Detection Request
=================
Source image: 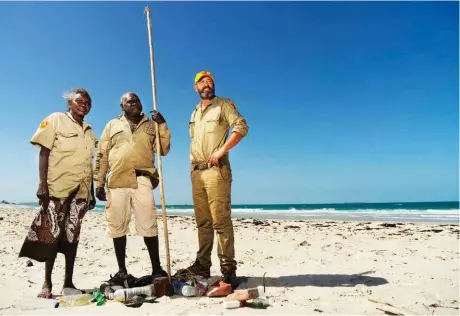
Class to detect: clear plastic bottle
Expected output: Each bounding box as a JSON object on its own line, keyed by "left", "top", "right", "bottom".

{"left": 253, "top": 285, "right": 269, "bottom": 308}
{"left": 172, "top": 280, "right": 197, "bottom": 297}
{"left": 58, "top": 294, "right": 92, "bottom": 307}
{"left": 222, "top": 300, "right": 244, "bottom": 309}
{"left": 251, "top": 298, "right": 269, "bottom": 308}
{"left": 108, "top": 285, "right": 155, "bottom": 302}
{"left": 181, "top": 284, "right": 196, "bottom": 297}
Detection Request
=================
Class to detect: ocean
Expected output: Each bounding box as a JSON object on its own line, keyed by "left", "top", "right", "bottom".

{"left": 11, "top": 201, "right": 460, "bottom": 223}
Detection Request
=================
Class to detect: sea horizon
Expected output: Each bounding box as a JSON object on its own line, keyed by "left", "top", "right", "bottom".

{"left": 4, "top": 200, "right": 459, "bottom": 224}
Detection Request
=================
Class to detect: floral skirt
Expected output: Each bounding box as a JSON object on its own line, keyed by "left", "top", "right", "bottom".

{"left": 18, "top": 190, "right": 89, "bottom": 262}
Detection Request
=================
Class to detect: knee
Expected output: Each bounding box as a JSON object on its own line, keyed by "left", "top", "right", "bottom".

{"left": 196, "top": 218, "right": 213, "bottom": 229}
{"left": 212, "top": 217, "right": 232, "bottom": 233}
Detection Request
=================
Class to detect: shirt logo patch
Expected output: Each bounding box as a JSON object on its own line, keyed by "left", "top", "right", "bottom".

{"left": 39, "top": 120, "right": 49, "bottom": 129}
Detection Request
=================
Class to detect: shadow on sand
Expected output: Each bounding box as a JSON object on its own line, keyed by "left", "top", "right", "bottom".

{"left": 237, "top": 272, "right": 388, "bottom": 288}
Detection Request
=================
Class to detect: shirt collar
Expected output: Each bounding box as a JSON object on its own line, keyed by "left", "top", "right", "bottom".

{"left": 197, "top": 96, "right": 219, "bottom": 111}
{"left": 65, "top": 112, "right": 91, "bottom": 130}
{"left": 120, "top": 113, "right": 148, "bottom": 124}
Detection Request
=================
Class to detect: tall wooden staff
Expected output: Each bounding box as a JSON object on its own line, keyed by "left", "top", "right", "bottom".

{"left": 144, "top": 6, "right": 171, "bottom": 281}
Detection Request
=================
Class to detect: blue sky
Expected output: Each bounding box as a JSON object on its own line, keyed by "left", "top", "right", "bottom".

{"left": 0, "top": 1, "right": 458, "bottom": 204}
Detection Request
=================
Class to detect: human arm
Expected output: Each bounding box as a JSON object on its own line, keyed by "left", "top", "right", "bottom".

{"left": 37, "top": 147, "right": 51, "bottom": 208}
{"left": 89, "top": 179, "right": 96, "bottom": 209}
{"left": 151, "top": 110, "right": 171, "bottom": 156}
{"left": 208, "top": 133, "right": 242, "bottom": 167}
{"left": 208, "top": 100, "right": 248, "bottom": 166}
{"left": 30, "top": 114, "right": 58, "bottom": 207}
{"left": 94, "top": 124, "right": 111, "bottom": 201}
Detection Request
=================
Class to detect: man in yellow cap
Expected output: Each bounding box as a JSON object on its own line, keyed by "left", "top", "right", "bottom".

{"left": 175, "top": 71, "right": 249, "bottom": 287}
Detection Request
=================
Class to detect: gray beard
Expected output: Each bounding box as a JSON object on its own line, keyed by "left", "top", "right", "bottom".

{"left": 200, "top": 91, "right": 215, "bottom": 100}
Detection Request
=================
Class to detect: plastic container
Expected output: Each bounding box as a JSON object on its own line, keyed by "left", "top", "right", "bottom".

{"left": 250, "top": 298, "right": 269, "bottom": 308}
{"left": 172, "top": 280, "right": 197, "bottom": 297}
{"left": 222, "top": 300, "right": 244, "bottom": 309}
{"left": 195, "top": 280, "right": 208, "bottom": 296}
{"left": 91, "top": 290, "right": 105, "bottom": 306}
{"left": 108, "top": 285, "right": 155, "bottom": 302}
{"left": 57, "top": 293, "right": 92, "bottom": 307}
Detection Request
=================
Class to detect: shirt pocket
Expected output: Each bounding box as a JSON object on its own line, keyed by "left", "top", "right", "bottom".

{"left": 204, "top": 108, "right": 222, "bottom": 133}
{"left": 56, "top": 131, "right": 79, "bottom": 153}
{"left": 109, "top": 127, "right": 125, "bottom": 148}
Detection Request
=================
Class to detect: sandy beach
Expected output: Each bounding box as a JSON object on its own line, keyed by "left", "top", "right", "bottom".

{"left": 0, "top": 206, "right": 458, "bottom": 315}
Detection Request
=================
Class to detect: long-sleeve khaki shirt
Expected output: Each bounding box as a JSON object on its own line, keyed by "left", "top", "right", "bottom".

{"left": 189, "top": 96, "right": 248, "bottom": 165}
{"left": 94, "top": 114, "right": 171, "bottom": 189}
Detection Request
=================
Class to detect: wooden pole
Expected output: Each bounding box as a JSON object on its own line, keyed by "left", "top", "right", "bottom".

{"left": 144, "top": 6, "right": 171, "bottom": 282}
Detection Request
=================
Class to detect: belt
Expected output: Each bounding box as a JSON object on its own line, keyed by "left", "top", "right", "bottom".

{"left": 135, "top": 170, "right": 150, "bottom": 177}
{"left": 192, "top": 162, "right": 222, "bottom": 171}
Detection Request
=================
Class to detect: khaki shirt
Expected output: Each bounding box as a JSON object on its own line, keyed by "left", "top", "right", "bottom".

{"left": 30, "top": 112, "right": 97, "bottom": 200}
{"left": 94, "top": 114, "right": 171, "bottom": 189}
{"left": 189, "top": 96, "right": 248, "bottom": 165}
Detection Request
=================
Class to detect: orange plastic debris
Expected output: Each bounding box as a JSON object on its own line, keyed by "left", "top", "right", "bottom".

{"left": 206, "top": 280, "right": 232, "bottom": 297}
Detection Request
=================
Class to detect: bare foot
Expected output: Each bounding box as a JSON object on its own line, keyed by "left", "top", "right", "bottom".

{"left": 37, "top": 286, "right": 53, "bottom": 299}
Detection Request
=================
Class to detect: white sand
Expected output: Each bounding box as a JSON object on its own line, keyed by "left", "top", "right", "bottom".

{"left": 0, "top": 207, "right": 458, "bottom": 315}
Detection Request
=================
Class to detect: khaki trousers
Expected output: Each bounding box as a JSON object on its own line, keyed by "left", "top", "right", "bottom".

{"left": 191, "top": 164, "right": 236, "bottom": 269}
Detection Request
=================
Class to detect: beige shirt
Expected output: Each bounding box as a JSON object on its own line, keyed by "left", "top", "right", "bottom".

{"left": 30, "top": 112, "right": 97, "bottom": 199}
{"left": 189, "top": 96, "right": 248, "bottom": 165}
{"left": 94, "top": 114, "right": 171, "bottom": 189}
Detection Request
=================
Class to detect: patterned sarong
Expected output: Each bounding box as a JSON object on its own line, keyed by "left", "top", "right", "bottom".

{"left": 19, "top": 189, "right": 89, "bottom": 262}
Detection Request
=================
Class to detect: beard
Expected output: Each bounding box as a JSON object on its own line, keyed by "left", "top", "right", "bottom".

{"left": 198, "top": 86, "right": 215, "bottom": 100}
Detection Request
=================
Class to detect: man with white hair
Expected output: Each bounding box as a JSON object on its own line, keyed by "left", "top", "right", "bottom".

{"left": 94, "top": 92, "right": 171, "bottom": 285}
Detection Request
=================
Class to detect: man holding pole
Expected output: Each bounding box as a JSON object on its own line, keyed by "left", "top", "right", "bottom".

{"left": 94, "top": 92, "right": 171, "bottom": 284}
{"left": 176, "top": 71, "right": 248, "bottom": 287}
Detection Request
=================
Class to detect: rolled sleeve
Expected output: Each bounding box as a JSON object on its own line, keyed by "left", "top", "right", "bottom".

{"left": 222, "top": 100, "right": 249, "bottom": 137}
{"left": 30, "top": 113, "right": 58, "bottom": 150}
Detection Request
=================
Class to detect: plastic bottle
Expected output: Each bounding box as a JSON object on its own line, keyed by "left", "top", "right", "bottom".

{"left": 222, "top": 300, "right": 244, "bottom": 309}
{"left": 251, "top": 298, "right": 269, "bottom": 308}
{"left": 91, "top": 290, "right": 105, "bottom": 306}
{"left": 172, "top": 280, "right": 197, "bottom": 297}
{"left": 57, "top": 293, "right": 92, "bottom": 307}
{"left": 253, "top": 285, "right": 269, "bottom": 308}
{"left": 108, "top": 285, "right": 155, "bottom": 302}
{"left": 195, "top": 280, "right": 208, "bottom": 297}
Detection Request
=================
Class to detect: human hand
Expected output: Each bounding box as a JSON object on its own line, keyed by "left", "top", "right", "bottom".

{"left": 36, "top": 182, "right": 49, "bottom": 208}
{"left": 89, "top": 198, "right": 96, "bottom": 210}
{"left": 207, "top": 148, "right": 226, "bottom": 168}
{"left": 150, "top": 110, "right": 166, "bottom": 124}
{"left": 95, "top": 187, "right": 107, "bottom": 201}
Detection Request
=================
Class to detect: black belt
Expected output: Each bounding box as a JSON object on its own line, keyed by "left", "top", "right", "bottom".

{"left": 192, "top": 162, "right": 222, "bottom": 171}
{"left": 135, "top": 170, "right": 150, "bottom": 177}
